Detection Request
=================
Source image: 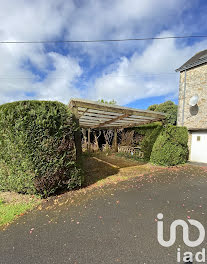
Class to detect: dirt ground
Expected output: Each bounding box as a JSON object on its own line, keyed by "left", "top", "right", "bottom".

{"left": 82, "top": 153, "right": 158, "bottom": 187}
{"left": 0, "top": 191, "right": 39, "bottom": 204}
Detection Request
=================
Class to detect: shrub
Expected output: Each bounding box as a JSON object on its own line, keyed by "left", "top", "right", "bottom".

{"left": 129, "top": 123, "right": 163, "bottom": 161}
{"left": 0, "top": 100, "right": 82, "bottom": 196}
{"left": 139, "top": 124, "right": 163, "bottom": 161}
{"left": 150, "top": 125, "right": 189, "bottom": 166}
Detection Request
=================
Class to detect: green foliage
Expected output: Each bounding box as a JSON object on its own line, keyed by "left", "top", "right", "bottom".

{"left": 140, "top": 125, "right": 163, "bottom": 161}
{"left": 116, "top": 151, "right": 144, "bottom": 162}
{"left": 0, "top": 201, "right": 35, "bottom": 226}
{"left": 0, "top": 100, "right": 82, "bottom": 196}
{"left": 148, "top": 101, "right": 178, "bottom": 125}
{"left": 98, "top": 99, "right": 117, "bottom": 105}
{"left": 150, "top": 125, "right": 189, "bottom": 166}
{"left": 147, "top": 104, "right": 158, "bottom": 111}
{"left": 131, "top": 123, "right": 163, "bottom": 161}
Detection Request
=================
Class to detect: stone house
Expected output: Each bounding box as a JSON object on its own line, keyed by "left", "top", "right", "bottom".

{"left": 176, "top": 49, "right": 207, "bottom": 163}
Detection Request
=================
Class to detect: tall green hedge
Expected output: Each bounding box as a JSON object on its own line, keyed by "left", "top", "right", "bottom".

{"left": 130, "top": 123, "right": 163, "bottom": 161}
{"left": 0, "top": 100, "right": 82, "bottom": 196}
{"left": 150, "top": 125, "right": 189, "bottom": 166}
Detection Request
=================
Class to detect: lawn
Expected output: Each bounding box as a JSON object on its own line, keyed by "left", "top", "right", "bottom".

{"left": 0, "top": 192, "right": 40, "bottom": 227}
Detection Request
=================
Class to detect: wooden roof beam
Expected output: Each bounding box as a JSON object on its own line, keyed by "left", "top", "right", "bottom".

{"left": 97, "top": 117, "right": 162, "bottom": 129}
{"left": 70, "top": 98, "right": 166, "bottom": 119}
{"left": 79, "top": 108, "right": 89, "bottom": 118}
{"left": 92, "top": 114, "right": 129, "bottom": 129}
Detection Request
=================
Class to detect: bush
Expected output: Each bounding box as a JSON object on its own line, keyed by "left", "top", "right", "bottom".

{"left": 139, "top": 124, "right": 163, "bottom": 161}
{"left": 150, "top": 125, "right": 189, "bottom": 166}
{"left": 0, "top": 100, "right": 82, "bottom": 196}
{"left": 129, "top": 123, "right": 163, "bottom": 161}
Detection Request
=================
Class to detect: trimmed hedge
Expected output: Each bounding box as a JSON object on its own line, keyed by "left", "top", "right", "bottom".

{"left": 130, "top": 123, "right": 163, "bottom": 161}
{"left": 0, "top": 100, "right": 82, "bottom": 196}
{"left": 150, "top": 125, "right": 189, "bottom": 166}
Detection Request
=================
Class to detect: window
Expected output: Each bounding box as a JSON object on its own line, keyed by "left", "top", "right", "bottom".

{"left": 197, "top": 136, "right": 201, "bottom": 141}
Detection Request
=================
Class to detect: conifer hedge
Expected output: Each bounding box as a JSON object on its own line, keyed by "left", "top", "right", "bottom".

{"left": 0, "top": 100, "right": 82, "bottom": 196}
{"left": 150, "top": 125, "right": 189, "bottom": 166}
{"left": 128, "top": 123, "right": 163, "bottom": 161}
{"left": 134, "top": 123, "right": 163, "bottom": 161}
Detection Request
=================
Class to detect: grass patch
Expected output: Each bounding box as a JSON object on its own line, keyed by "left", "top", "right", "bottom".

{"left": 0, "top": 192, "right": 40, "bottom": 227}
{"left": 116, "top": 152, "right": 144, "bottom": 161}
{"left": 0, "top": 202, "right": 34, "bottom": 226}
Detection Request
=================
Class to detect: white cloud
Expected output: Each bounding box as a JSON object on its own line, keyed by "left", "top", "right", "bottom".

{"left": 0, "top": 0, "right": 73, "bottom": 41}
{"left": 91, "top": 32, "right": 207, "bottom": 105}
{"left": 65, "top": 0, "right": 188, "bottom": 63}
{"left": 0, "top": 49, "right": 83, "bottom": 104}
{"left": 0, "top": 0, "right": 206, "bottom": 106}
{"left": 35, "top": 52, "right": 83, "bottom": 103}
{"left": 67, "top": 0, "right": 185, "bottom": 39}
{"left": 0, "top": 0, "right": 81, "bottom": 104}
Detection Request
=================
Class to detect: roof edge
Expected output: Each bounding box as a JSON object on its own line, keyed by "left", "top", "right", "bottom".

{"left": 175, "top": 53, "right": 207, "bottom": 72}
{"left": 69, "top": 98, "right": 166, "bottom": 117}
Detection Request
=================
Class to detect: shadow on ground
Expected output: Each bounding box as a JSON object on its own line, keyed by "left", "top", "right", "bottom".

{"left": 82, "top": 153, "right": 147, "bottom": 186}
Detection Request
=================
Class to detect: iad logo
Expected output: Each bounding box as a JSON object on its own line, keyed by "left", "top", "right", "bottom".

{"left": 157, "top": 213, "right": 206, "bottom": 263}
{"left": 157, "top": 213, "right": 205, "bottom": 247}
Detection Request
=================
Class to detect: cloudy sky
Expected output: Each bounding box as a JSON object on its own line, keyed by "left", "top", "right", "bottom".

{"left": 0, "top": 0, "right": 207, "bottom": 109}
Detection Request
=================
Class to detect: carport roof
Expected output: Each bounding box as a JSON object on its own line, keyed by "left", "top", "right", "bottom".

{"left": 69, "top": 98, "right": 166, "bottom": 129}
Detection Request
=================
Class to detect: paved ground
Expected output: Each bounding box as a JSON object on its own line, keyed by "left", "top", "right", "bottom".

{"left": 1, "top": 157, "right": 207, "bottom": 264}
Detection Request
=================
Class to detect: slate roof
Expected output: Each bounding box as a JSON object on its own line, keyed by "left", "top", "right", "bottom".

{"left": 176, "top": 49, "right": 207, "bottom": 72}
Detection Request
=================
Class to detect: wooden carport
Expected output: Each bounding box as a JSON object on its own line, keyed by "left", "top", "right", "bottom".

{"left": 69, "top": 98, "right": 166, "bottom": 156}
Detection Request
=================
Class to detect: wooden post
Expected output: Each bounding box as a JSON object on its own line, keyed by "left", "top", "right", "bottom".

{"left": 114, "top": 129, "right": 118, "bottom": 152}
{"left": 70, "top": 103, "right": 82, "bottom": 163}
{"left": 88, "top": 128, "right": 91, "bottom": 152}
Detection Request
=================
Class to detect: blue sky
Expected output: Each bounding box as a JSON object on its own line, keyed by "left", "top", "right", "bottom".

{"left": 1, "top": 0, "right": 207, "bottom": 109}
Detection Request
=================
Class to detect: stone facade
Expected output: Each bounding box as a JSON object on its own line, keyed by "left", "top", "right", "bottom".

{"left": 177, "top": 63, "right": 207, "bottom": 129}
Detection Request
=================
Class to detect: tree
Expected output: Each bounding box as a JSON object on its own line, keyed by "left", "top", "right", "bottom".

{"left": 148, "top": 104, "right": 158, "bottom": 111}
{"left": 98, "top": 99, "right": 117, "bottom": 105}
{"left": 147, "top": 101, "right": 178, "bottom": 125}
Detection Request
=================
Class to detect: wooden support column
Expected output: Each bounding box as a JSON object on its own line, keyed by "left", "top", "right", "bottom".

{"left": 114, "top": 128, "right": 118, "bottom": 152}
{"left": 88, "top": 128, "right": 91, "bottom": 152}
{"left": 70, "top": 104, "right": 82, "bottom": 163}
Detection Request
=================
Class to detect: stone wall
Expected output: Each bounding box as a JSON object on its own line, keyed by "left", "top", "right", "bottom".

{"left": 178, "top": 64, "right": 207, "bottom": 129}
{"left": 177, "top": 63, "right": 207, "bottom": 129}
{"left": 177, "top": 63, "right": 207, "bottom": 160}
